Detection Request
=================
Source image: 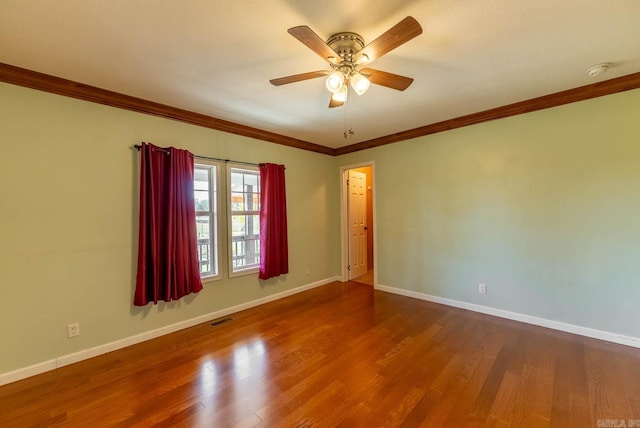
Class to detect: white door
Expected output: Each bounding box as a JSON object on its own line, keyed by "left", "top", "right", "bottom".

{"left": 348, "top": 170, "right": 367, "bottom": 279}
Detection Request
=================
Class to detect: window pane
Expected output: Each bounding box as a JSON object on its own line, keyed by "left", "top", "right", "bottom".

{"left": 230, "top": 214, "right": 260, "bottom": 239}
{"left": 229, "top": 167, "right": 260, "bottom": 273}
{"left": 231, "top": 214, "right": 246, "bottom": 237}
{"left": 195, "top": 191, "right": 209, "bottom": 211}
{"left": 231, "top": 172, "right": 244, "bottom": 192}
{"left": 210, "top": 171, "right": 217, "bottom": 213}
{"left": 197, "top": 238, "right": 211, "bottom": 274}
{"left": 232, "top": 239, "right": 245, "bottom": 268}
{"left": 245, "top": 214, "right": 256, "bottom": 238}
{"left": 194, "top": 168, "right": 210, "bottom": 211}
{"left": 244, "top": 174, "right": 258, "bottom": 191}
{"left": 194, "top": 168, "right": 209, "bottom": 187}
{"left": 249, "top": 214, "right": 259, "bottom": 237}
{"left": 231, "top": 192, "right": 244, "bottom": 211}
{"left": 196, "top": 215, "right": 210, "bottom": 239}
{"left": 231, "top": 237, "right": 260, "bottom": 269}
{"left": 196, "top": 215, "right": 211, "bottom": 275}
{"left": 244, "top": 192, "right": 259, "bottom": 211}
{"left": 244, "top": 238, "right": 260, "bottom": 266}
{"left": 194, "top": 164, "right": 218, "bottom": 279}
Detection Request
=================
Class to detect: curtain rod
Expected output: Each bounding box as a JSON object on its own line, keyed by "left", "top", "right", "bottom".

{"left": 133, "top": 144, "right": 259, "bottom": 167}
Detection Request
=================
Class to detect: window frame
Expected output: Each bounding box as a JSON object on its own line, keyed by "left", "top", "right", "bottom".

{"left": 194, "top": 160, "right": 222, "bottom": 282}
{"left": 227, "top": 164, "right": 261, "bottom": 277}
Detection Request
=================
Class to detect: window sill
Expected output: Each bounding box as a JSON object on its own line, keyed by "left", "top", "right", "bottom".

{"left": 229, "top": 267, "right": 259, "bottom": 278}
{"left": 201, "top": 274, "right": 222, "bottom": 284}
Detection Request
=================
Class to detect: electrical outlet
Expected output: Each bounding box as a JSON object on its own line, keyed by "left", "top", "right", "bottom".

{"left": 478, "top": 283, "right": 487, "bottom": 294}
{"left": 67, "top": 323, "right": 80, "bottom": 338}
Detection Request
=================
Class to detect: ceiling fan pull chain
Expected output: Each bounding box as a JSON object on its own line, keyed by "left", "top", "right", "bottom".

{"left": 344, "top": 94, "right": 354, "bottom": 139}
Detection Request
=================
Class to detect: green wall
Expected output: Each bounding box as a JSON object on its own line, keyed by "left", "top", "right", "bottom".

{"left": 339, "top": 88, "right": 640, "bottom": 339}
{"left": 0, "top": 83, "right": 341, "bottom": 374}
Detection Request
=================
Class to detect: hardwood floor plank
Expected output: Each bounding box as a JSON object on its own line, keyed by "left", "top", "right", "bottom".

{"left": 377, "top": 386, "right": 426, "bottom": 427}
{"left": 585, "top": 341, "right": 633, "bottom": 424}
{"left": 0, "top": 281, "right": 639, "bottom": 427}
{"left": 442, "top": 354, "right": 504, "bottom": 427}
{"left": 551, "top": 336, "right": 575, "bottom": 426}
{"left": 629, "top": 398, "right": 640, "bottom": 420}
{"left": 469, "top": 344, "right": 514, "bottom": 420}
{"left": 334, "top": 402, "right": 373, "bottom": 428}
{"left": 524, "top": 334, "right": 556, "bottom": 424}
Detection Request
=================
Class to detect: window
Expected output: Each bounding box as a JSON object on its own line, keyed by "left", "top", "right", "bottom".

{"left": 228, "top": 165, "right": 260, "bottom": 275}
{"left": 194, "top": 162, "right": 220, "bottom": 280}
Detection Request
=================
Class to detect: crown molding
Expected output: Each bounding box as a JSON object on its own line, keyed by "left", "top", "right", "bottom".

{"left": 335, "top": 71, "right": 640, "bottom": 155}
{"left": 0, "top": 62, "right": 334, "bottom": 156}
{"left": 2, "top": 62, "right": 639, "bottom": 157}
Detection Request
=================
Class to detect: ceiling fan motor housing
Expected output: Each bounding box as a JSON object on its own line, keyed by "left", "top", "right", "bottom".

{"left": 326, "top": 32, "right": 365, "bottom": 65}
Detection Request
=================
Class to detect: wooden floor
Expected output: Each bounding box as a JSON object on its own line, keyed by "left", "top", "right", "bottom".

{"left": 352, "top": 269, "right": 374, "bottom": 286}
{"left": 1, "top": 282, "right": 639, "bottom": 427}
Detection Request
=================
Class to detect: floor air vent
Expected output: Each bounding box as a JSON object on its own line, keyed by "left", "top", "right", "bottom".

{"left": 210, "top": 317, "right": 233, "bottom": 327}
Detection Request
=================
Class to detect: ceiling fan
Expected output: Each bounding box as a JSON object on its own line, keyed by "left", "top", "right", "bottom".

{"left": 270, "top": 16, "right": 423, "bottom": 108}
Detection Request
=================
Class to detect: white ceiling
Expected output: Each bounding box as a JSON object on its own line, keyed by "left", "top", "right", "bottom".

{"left": 1, "top": 1, "right": 639, "bottom": 149}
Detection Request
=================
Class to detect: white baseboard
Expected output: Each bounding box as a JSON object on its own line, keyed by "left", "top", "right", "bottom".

{"left": 375, "top": 284, "right": 640, "bottom": 349}
{"left": 0, "top": 360, "right": 58, "bottom": 386}
{"left": 0, "top": 276, "right": 340, "bottom": 387}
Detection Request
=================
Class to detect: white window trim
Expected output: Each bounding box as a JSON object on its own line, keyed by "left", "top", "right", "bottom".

{"left": 195, "top": 159, "right": 222, "bottom": 283}
{"left": 227, "top": 163, "right": 260, "bottom": 278}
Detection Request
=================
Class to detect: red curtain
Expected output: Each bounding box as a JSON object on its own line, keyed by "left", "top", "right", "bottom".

{"left": 259, "top": 163, "right": 289, "bottom": 280}
{"left": 134, "top": 142, "right": 203, "bottom": 306}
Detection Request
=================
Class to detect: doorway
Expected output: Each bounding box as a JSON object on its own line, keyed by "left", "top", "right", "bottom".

{"left": 340, "top": 163, "right": 375, "bottom": 286}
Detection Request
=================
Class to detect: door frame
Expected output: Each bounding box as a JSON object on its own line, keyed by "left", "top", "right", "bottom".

{"left": 340, "top": 161, "right": 376, "bottom": 284}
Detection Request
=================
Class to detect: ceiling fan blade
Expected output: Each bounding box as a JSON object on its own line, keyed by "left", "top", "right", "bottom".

{"left": 355, "top": 16, "right": 422, "bottom": 64}
{"left": 288, "top": 26, "right": 341, "bottom": 63}
{"left": 360, "top": 68, "right": 414, "bottom": 91}
{"left": 270, "top": 70, "right": 328, "bottom": 86}
{"left": 329, "top": 95, "right": 344, "bottom": 108}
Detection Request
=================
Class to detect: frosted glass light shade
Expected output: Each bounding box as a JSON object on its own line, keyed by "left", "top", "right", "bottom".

{"left": 326, "top": 71, "right": 345, "bottom": 93}
{"left": 350, "top": 72, "right": 370, "bottom": 96}
{"left": 332, "top": 85, "right": 348, "bottom": 102}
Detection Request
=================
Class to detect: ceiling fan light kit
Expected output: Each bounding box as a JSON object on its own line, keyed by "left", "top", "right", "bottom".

{"left": 332, "top": 85, "right": 348, "bottom": 103}
{"left": 326, "top": 70, "right": 345, "bottom": 92}
{"left": 350, "top": 72, "right": 370, "bottom": 96}
{"left": 270, "top": 16, "right": 423, "bottom": 108}
{"left": 324, "top": 31, "right": 370, "bottom": 97}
